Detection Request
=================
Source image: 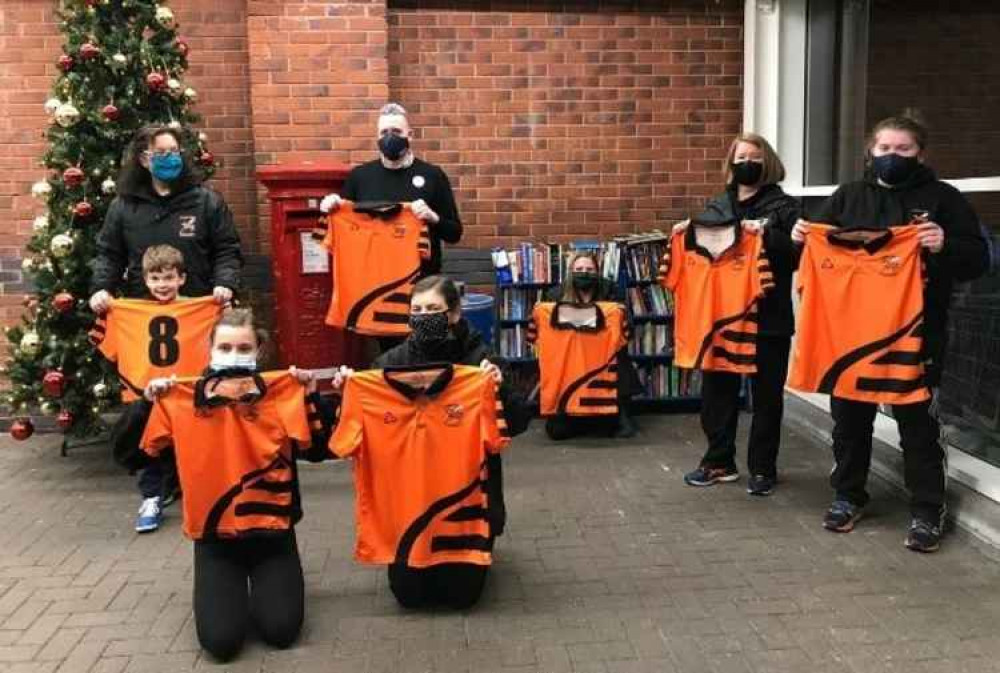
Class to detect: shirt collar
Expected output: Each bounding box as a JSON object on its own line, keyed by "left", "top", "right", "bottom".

{"left": 381, "top": 363, "right": 455, "bottom": 400}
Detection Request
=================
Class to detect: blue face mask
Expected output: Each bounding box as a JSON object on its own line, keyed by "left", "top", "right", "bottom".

{"left": 150, "top": 152, "right": 183, "bottom": 182}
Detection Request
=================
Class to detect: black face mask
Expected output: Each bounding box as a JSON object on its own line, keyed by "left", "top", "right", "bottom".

{"left": 378, "top": 134, "right": 410, "bottom": 161}
{"left": 572, "top": 272, "right": 598, "bottom": 291}
{"left": 872, "top": 153, "right": 920, "bottom": 185}
{"left": 408, "top": 311, "right": 450, "bottom": 345}
{"left": 731, "top": 161, "right": 763, "bottom": 186}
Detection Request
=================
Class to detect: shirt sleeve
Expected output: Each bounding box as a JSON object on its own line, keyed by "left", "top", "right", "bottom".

{"left": 92, "top": 306, "right": 119, "bottom": 363}
{"left": 663, "top": 232, "right": 685, "bottom": 292}
{"left": 321, "top": 212, "right": 336, "bottom": 253}
{"left": 139, "top": 398, "right": 173, "bottom": 458}
{"left": 795, "top": 231, "right": 814, "bottom": 295}
{"left": 329, "top": 379, "right": 364, "bottom": 459}
{"left": 278, "top": 377, "right": 311, "bottom": 445}
{"left": 754, "top": 233, "right": 774, "bottom": 297}
{"left": 481, "top": 377, "right": 510, "bottom": 455}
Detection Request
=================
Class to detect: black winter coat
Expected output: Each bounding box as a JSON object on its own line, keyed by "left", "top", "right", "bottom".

{"left": 810, "top": 165, "right": 989, "bottom": 384}
{"left": 92, "top": 184, "right": 243, "bottom": 298}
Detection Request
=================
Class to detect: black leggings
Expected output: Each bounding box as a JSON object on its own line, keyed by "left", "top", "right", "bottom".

{"left": 388, "top": 563, "right": 489, "bottom": 610}
{"left": 193, "top": 531, "right": 304, "bottom": 661}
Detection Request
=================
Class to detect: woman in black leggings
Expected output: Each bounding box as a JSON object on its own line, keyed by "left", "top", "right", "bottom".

{"left": 135, "top": 308, "right": 338, "bottom": 660}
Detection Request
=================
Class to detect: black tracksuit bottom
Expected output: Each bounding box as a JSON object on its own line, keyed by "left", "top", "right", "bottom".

{"left": 829, "top": 395, "right": 945, "bottom": 521}
{"left": 194, "top": 531, "right": 304, "bottom": 661}
{"left": 698, "top": 335, "right": 791, "bottom": 478}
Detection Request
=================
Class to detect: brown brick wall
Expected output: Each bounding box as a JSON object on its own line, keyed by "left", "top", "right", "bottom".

{"left": 387, "top": 0, "right": 744, "bottom": 248}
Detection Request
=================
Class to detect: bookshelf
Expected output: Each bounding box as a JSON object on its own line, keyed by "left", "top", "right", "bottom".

{"left": 490, "top": 235, "right": 702, "bottom": 410}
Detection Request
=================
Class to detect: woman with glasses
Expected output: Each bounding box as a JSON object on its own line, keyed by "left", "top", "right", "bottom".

{"left": 89, "top": 124, "right": 243, "bottom": 535}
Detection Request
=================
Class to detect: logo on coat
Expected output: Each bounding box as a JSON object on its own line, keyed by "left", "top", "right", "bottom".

{"left": 178, "top": 215, "right": 197, "bottom": 238}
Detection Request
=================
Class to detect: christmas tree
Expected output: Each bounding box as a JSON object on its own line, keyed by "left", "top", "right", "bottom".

{"left": 4, "top": 0, "right": 215, "bottom": 442}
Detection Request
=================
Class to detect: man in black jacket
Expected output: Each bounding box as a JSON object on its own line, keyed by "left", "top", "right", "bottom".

{"left": 794, "top": 114, "right": 989, "bottom": 552}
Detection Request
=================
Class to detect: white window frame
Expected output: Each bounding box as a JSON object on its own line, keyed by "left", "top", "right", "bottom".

{"left": 743, "top": 0, "right": 1000, "bottom": 197}
{"left": 745, "top": 0, "right": 1000, "bottom": 505}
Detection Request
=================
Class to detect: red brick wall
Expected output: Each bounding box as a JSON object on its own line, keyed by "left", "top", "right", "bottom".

{"left": 387, "top": 0, "right": 744, "bottom": 248}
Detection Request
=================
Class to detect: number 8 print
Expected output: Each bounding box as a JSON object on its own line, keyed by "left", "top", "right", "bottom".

{"left": 148, "top": 316, "right": 180, "bottom": 367}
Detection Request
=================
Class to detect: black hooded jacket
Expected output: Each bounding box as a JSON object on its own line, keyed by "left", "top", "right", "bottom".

{"left": 700, "top": 184, "right": 801, "bottom": 337}
{"left": 91, "top": 182, "right": 243, "bottom": 298}
{"left": 810, "top": 165, "right": 989, "bottom": 384}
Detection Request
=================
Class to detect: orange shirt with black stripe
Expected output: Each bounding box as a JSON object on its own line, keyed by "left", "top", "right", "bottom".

{"left": 330, "top": 365, "right": 509, "bottom": 568}
{"left": 320, "top": 201, "right": 430, "bottom": 337}
{"left": 788, "top": 223, "right": 929, "bottom": 404}
{"left": 528, "top": 301, "right": 628, "bottom": 416}
{"left": 90, "top": 297, "right": 220, "bottom": 401}
{"left": 661, "top": 225, "right": 773, "bottom": 373}
{"left": 140, "top": 371, "right": 331, "bottom": 540}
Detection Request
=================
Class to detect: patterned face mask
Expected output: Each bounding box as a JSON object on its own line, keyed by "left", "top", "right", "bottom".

{"left": 408, "top": 311, "right": 450, "bottom": 344}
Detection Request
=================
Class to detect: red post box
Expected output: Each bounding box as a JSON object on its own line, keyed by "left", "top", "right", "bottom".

{"left": 256, "top": 162, "right": 366, "bottom": 378}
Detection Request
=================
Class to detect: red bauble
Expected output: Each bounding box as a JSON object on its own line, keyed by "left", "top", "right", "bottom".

{"left": 62, "top": 166, "right": 85, "bottom": 188}
{"left": 52, "top": 292, "right": 75, "bottom": 313}
{"left": 57, "top": 54, "right": 74, "bottom": 72}
{"left": 79, "top": 42, "right": 100, "bottom": 61}
{"left": 57, "top": 410, "right": 74, "bottom": 432}
{"left": 102, "top": 104, "right": 120, "bottom": 121}
{"left": 73, "top": 201, "right": 94, "bottom": 219}
{"left": 10, "top": 418, "right": 34, "bottom": 441}
{"left": 176, "top": 39, "right": 189, "bottom": 57}
{"left": 198, "top": 151, "right": 215, "bottom": 167}
{"left": 43, "top": 370, "right": 67, "bottom": 398}
{"left": 146, "top": 72, "right": 167, "bottom": 92}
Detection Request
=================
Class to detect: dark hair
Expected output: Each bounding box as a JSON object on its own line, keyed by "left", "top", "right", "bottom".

{"left": 559, "top": 251, "right": 600, "bottom": 302}
{"left": 411, "top": 275, "right": 460, "bottom": 311}
{"left": 115, "top": 125, "right": 202, "bottom": 198}
{"left": 868, "top": 109, "right": 929, "bottom": 152}
{"left": 210, "top": 307, "right": 268, "bottom": 353}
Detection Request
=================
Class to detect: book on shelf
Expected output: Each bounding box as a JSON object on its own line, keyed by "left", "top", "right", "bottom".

{"left": 492, "top": 243, "right": 564, "bottom": 285}
{"left": 628, "top": 322, "right": 672, "bottom": 357}
{"left": 497, "top": 286, "right": 548, "bottom": 321}
{"left": 497, "top": 323, "right": 536, "bottom": 359}
{"left": 634, "top": 363, "right": 702, "bottom": 399}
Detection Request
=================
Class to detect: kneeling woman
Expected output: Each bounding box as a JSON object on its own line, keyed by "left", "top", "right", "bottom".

{"left": 537, "top": 251, "right": 638, "bottom": 440}
{"left": 343, "top": 275, "right": 529, "bottom": 609}
{"left": 137, "top": 308, "right": 337, "bottom": 660}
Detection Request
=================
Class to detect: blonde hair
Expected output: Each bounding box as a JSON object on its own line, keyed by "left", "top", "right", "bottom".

{"left": 141, "top": 244, "right": 185, "bottom": 276}
{"left": 559, "top": 251, "right": 600, "bottom": 302}
{"left": 722, "top": 133, "right": 786, "bottom": 186}
{"left": 210, "top": 307, "right": 268, "bottom": 351}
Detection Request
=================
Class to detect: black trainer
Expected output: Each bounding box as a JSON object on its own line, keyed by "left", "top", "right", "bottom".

{"left": 747, "top": 474, "right": 775, "bottom": 496}
{"left": 905, "top": 518, "right": 942, "bottom": 553}
{"left": 822, "top": 500, "right": 863, "bottom": 533}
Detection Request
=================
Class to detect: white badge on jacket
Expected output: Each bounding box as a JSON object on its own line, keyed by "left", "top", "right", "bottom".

{"left": 178, "top": 215, "right": 197, "bottom": 237}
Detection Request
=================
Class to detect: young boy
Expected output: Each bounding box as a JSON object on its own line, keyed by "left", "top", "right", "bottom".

{"left": 93, "top": 245, "right": 222, "bottom": 533}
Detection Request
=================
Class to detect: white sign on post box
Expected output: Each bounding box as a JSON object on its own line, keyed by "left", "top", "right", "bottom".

{"left": 300, "top": 231, "right": 329, "bottom": 274}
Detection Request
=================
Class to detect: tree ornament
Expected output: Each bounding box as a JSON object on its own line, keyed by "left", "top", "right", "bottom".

{"left": 62, "top": 166, "right": 85, "bottom": 188}
{"left": 146, "top": 72, "right": 167, "bottom": 92}
{"left": 43, "top": 370, "right": 67, "bottom": 398}
{"left": 79, "top": 42, "right": 101, "bottom": 61}
{"left": 198, "top": 151, "right": 215, "bottom": 167}
{"left": 183, "top": 87, "right": 197, "bottom": 102}
{"left": 31, "top": 180, "right": 52, "bottom": 201}
{"left": 167, "top": 78, "right": 182, "bottom": 96}
{"left": 50, "top": 233, "right": 75, "bottom": 258}
{"left": 175, "top": 39, "right": 189, "bottom": 57}
{"left": 10, "top": 418, "right": 34, "bottom": 441}
{"left": 44, "top": 98, "right": 62, "bottom": 115}
{"left": 167, "top": 120, "right": 181, "bottom": 129}
{"left": 52, "top": 292, "right": 75, "bottom": 313}
{"left": 32, "top": 215, "right": 49, "bottom": 233}
{"left": 57, "top": 410, "right": 74, "bottom": 431}
{"left": 93, "top": 382, "right": 110, "bottom": 398}
{"left": 57, "top": 54, "right": 75, "bottom": 72}
{"left": 198, "top": 131, "right": 208, "bottom": 143}
{"left": 21, "top": 257, "right": 35, "bottom": 272}
{"left": 72, "top": 201, "right": 94, "bottom": 219}
{"left": 19, "top": 331, "right": 41, "bottom": 356}
{"left": 54, "top": 103, "right": 81, "bottom": 128}
{"left": 101, "top": 177, "right": 116, "bottom": 194}
{"left": 155, "top": 6, "right": 176, "bottom": 28}
{"left": 40, "top": 401, "right": 60, "bottom": 416}
{"left": 102, "top": 103, "right": 120, "bottom": 121}
{"left": 112, "top": 52, "right": 127, "bottom": 66}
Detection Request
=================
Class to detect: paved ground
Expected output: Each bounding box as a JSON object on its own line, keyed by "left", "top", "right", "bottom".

{"left": 1, "top": 412, "right": 999, "bottom": 673}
